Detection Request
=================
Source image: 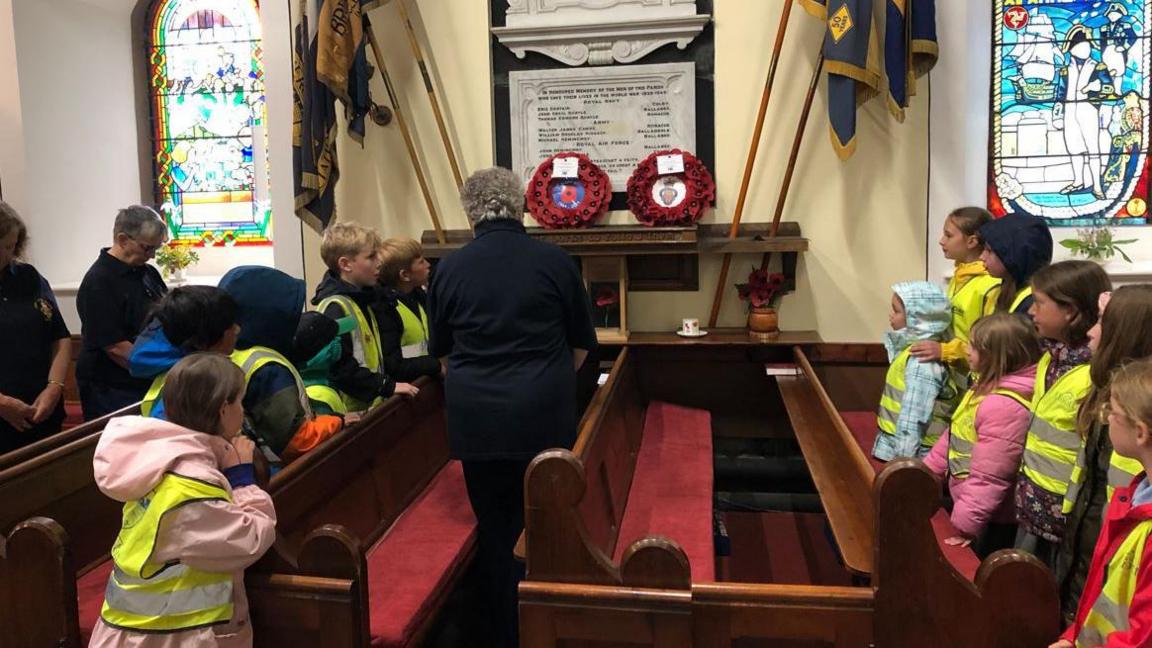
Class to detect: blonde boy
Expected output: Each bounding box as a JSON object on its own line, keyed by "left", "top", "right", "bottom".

{"left": 311, "top": 223, "right": 417, "bottom": 410}
{"left": 373, "top": 238, "right": 440, "bottom": 381}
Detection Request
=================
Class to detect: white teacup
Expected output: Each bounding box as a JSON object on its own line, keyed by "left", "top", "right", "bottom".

{"left": 681, "top": 318, "right": 700, "bottom": 335}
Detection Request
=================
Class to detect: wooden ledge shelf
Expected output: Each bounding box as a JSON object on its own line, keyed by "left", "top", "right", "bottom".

{"left": 421, "top": 222, "right": 808, "bottom": 258}
{"left": 620, "top": 329, "right": 821, "bottom": 346}
{"left": 421, "top": 221, "right": 808, "bottom": 293}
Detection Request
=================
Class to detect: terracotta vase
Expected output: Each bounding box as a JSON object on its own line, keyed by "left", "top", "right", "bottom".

{"left": 747, "top": 306, "right": 779, "bottom": 337}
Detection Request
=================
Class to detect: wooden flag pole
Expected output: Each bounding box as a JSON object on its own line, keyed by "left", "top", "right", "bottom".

{"left": 759, "top": 50, "right": 825, "bottom": 270}
{"left": 365, "top": 17, "right": 446, "bottom": 244}
{"left": 396, "top": 0, "right": 465, "bottom": 189}
{"left": 707, "top": 0, "right": 795, "bottom": 328}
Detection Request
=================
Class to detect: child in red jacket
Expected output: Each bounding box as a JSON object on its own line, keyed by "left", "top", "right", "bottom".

{"left": 1051, "top": 358, "right": 1152, "bottom": 648}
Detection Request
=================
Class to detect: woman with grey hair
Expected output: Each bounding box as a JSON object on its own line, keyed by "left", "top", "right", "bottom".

{"left": 76, "top": 205, "right": 168, "bottom": 420}
{"left": 428, "top": 167, "right": 597, "bottom": 647}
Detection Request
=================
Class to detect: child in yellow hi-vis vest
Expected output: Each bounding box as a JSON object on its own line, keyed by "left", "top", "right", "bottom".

{"left": 311, "top": 223, "right": 418, "bottom": 412}
{"left": 873, "top": 281, "right": 961, "bottom": 461}
{"left": 89, "top": 353, "right": 276, "bottom": 647}
{"left": 373, "top": 238, "right": 440, "bottom": 382}
{"left": 1052, "top": 358, "right": 1152, "bottom": 648}
{"left": 910, "top": 207, "right": 1000, "bottom": 375}
{"left": 1057, "top": 285, "right": 1152, "bottom": 623}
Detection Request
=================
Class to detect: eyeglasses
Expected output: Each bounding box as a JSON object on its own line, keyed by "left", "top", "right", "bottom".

{"left": 130, "top": 236, "right": 164, "bottom": 255}
{"left": 1098, "top": 401, "right": 1131, "bottom": 425}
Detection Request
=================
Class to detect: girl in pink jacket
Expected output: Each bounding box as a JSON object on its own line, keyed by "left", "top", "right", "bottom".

{"left": 925, "top": 313, "right": 1042, "bottom": 558}
{"left": 89, "top": 353, "right": 277, "bottom": 648}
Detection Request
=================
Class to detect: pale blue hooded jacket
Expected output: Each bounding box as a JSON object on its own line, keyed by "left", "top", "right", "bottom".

{"left": 874, "top": 281, "right": 958, "bottom": 460}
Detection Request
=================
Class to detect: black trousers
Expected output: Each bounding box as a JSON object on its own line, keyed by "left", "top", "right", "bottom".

{"left": 461, "top": 458, "right": 532, "bottom": 648}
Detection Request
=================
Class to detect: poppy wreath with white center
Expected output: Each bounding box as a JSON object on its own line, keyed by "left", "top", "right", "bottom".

{"left": 524, "top": 152, "right": 611, "bottom": 229}
{"left": 626, "top": 149, "right": 715, "bottom": 227}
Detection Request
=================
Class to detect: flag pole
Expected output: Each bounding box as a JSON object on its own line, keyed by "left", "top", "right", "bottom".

{"left": 707, "top": 0, "right": 794, "bottom": 328}
{"left": 364, "top": 17, "right": 447, "bottom": 244}
{"left": 760, "top": 50, "right": 825, "bottom": 271}
{"left": 395, "top": 0, "right": 465, "bottom": 189}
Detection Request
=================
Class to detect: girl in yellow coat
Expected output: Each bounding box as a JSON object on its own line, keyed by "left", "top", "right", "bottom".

{"left": 910, "top": 207, "right": 1001, "bottom": 374}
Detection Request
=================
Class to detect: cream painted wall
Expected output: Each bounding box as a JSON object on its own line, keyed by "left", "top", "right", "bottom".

{"left": 326, "top": 0, "right": 929, "bottom": 342}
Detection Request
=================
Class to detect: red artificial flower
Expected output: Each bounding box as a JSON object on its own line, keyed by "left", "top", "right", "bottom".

{"left": 736, "top": 268, "right": 788, "bottom": 308}
{"left": 595, "top": 286, "right": 619, "bottom": 307}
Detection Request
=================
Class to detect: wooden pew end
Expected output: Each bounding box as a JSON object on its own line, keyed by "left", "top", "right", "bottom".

{"left": 976, "top": 549, "right": 1061, "bottom": 647}
{"left": 525, "top": 449, "right": 585, "bottom": 507}
{"left": 298, "top": 524, "right": 367, "bottom": 582}
{"left": 1, "top": 517, "right": 80, "bottom": 647}
{"left": 619, "top": 536, "right": 691, "bottom": 590}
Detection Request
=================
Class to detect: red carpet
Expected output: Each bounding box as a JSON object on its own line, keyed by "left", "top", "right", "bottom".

{"left": 721, "top": 511, "right": 851, "bottom": 586}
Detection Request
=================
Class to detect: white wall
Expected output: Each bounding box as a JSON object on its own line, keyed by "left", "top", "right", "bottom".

{"left": 0, "top": 0, "right": 25, "bottom": 209}
{"left": 928, "top": 1, "right": 1152, "bottom": 286}
{"left": 4, "top": 0, "right": 300, "bottom": 330}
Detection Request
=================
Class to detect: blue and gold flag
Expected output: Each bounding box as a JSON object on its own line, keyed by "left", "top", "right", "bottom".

{"left": 885, "top": 0, "right": 938, "bottom": 121}
{"left": 800, "top": 0, "right": 884, "bottom": 160}
{"left": 292, "top": 0, "right": 374, "bottom": 231}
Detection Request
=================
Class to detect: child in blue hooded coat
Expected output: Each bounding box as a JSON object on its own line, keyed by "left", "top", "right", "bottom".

{"left": 219, "top": 266, "right": 343, "bottom": 464}
{"left": 874, "top": 281, "right": 962, "bottom": 461}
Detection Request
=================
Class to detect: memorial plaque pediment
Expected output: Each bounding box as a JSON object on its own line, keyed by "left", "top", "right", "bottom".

{"left": 493, "top": 0, "right": 710, "bottom": 66}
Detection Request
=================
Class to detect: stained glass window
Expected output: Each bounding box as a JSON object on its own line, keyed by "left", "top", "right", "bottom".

{"left": 990, "top": 1, "right": 1151, "bottom": 227}
{"left": 149, "top": 0, "right": 271, "bottom": 246}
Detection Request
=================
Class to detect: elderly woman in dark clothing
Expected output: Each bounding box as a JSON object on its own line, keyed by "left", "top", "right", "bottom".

{"left": 428, "top": 167, "right": 597, "bottom": 647}
{"left": 0, "top": 202, "right": 72, "bottom": 454}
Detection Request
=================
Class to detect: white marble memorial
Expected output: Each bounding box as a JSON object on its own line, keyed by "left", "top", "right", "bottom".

{"left": 493, "top": 0, "right": 710, "bottom": 67}
{"left": 510, "top": 62, "right": 696, "bottom": 188}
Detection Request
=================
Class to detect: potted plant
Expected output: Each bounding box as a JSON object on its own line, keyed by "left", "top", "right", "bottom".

{"left": 736, "top": 267, "right": 788, "bottom": 337}
{"left": 154, "top": 242, "right": 200, "bottom": 283}
{"left": 1059, "top": 226, "right": 1136, "bottom": 263}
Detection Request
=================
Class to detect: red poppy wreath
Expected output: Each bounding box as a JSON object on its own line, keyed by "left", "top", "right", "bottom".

{"left": 626, "top": 149, "right": 715, "bottom": 227}
{"left": 524, "top": 153, "right": 611, "bottom": 229}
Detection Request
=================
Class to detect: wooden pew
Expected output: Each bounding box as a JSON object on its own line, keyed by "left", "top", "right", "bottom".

{"left": 520, "top": 341, "right": 1062, "bottom": 647}
{"left": 0, "top": 518, "right": 78, "bottom": 648}
{"left": 246, "top": 376, "right": 477, "bottom": 647}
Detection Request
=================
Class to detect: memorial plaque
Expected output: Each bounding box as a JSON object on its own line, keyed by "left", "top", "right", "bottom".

{"left": 509, "top": 62, "right": 696, "bottom": 188}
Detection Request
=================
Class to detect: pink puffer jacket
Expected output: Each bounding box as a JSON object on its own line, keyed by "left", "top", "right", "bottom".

{"left": 923, "top": 365, "right": 1037, "bottom": 540}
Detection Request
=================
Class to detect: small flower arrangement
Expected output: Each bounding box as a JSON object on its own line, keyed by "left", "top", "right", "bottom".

{"left": 736, "top": 268, "right": 787, "bottom": 310}
{"left": 1059, "top": 227, "right": 1136, "bottom": 263}
{"left": 155, "top": 243, "right": 200, "bottom": 278}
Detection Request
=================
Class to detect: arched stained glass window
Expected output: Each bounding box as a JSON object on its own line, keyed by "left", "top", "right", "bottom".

{"left": 148, "top": 0, "right": 271, "bottom": 246}
{"left": 990, "top": 1, "right": 1151, "bottom": 227}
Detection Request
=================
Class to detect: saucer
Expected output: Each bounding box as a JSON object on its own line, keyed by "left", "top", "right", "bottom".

{"left": 675, "top": 330, "right": 709, "bottom": 338}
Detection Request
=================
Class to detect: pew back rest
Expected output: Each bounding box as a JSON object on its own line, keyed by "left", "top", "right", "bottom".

{"left": 778, "top": 347, "right": 876, "bottom": 576}
{"left": 0, "top": 415, "right": 123, "bottom": 574}
{"left": 264, "top": 377, "right": 451, "bottom": 559}
{"left": 571, "top": 348, "right": 645, "bottom": 560}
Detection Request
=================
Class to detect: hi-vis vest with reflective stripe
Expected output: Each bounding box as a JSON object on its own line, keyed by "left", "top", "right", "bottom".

{"left": 1011, "top": 285, "right": 1034, "bottom": 312}
{"left": 101, "top": 473, "right": 233, "bottom": 632}
{"left": 317, "top": 295, "right": 384, "bottom": 411}
{"left": 1076, "top": 518, "right": 1152, "bottom": 647}
{"left": 1021, "top": 353, "right": 1091, "bottom": 496}
{"left": 1064, "top": 440, "right": 1145, "bottom": 514}
{"left": 947, "top": 386, "right": 1030, "bottom": 478}
{"left": 949, "top": 273, "right": 1001, "bottom": 345}
{"left": 318, "top": 295, "right": 382, "bottom": 371}
{"left": 231, "top": 347, "right": 313, "bottom": 421}
{"left": 877, "top": 348, "right": 960, "bottom": 451}
{"left": 304, "top": 383, "right": 347, "bottom": 415}
{"left": 141, "top": 373, "right": 168, "bottom": 418}
{"left": 397, "top": 301, "right": 430, "bottom": 359}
